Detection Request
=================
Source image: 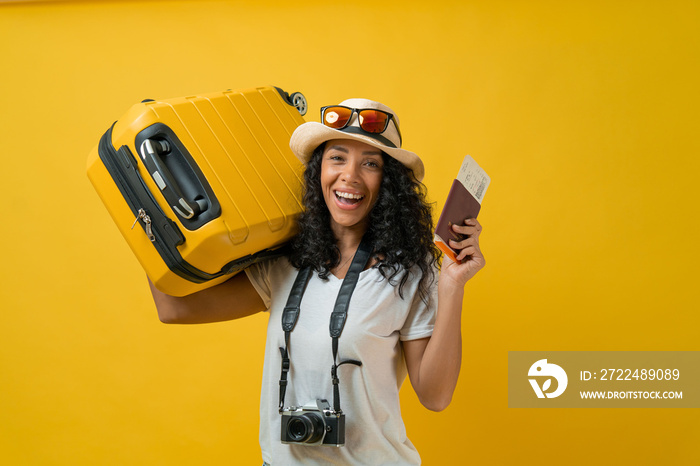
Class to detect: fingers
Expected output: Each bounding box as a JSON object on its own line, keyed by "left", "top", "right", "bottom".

{"left": 451, "top": 218, "right": 482, "bottom": 238}
{"left": 448, "top": 237, "right": 477, "bottom": 253}
{"left": 453, "top": 244, "right": 475, "bottom": 260}
{"left": 448, "top": 218, "right": 482, "bottom": 250}
{"left": 442, "top": 219, "right": 486, "bottom": 283}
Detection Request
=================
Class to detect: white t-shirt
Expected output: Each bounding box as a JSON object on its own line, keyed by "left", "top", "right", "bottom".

{"left": 245, "top": 256, "right": 437, "bottom": 465}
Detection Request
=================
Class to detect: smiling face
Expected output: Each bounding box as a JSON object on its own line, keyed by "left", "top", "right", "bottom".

{"left": 320, "top": 139, "right": 384, "bottom": 237}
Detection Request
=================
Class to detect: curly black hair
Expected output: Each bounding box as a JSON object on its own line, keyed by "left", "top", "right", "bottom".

{"left": 289, "top": 143, "right": 441, "bottom": 303}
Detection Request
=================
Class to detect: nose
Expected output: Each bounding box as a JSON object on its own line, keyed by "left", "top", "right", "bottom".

{"left": 340, "top": 161, "right": 361, "bottom": 184}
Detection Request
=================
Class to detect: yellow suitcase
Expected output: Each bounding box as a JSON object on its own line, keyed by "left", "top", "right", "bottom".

{"left": 87, "top": 86, "right": 307, "bottom": 296}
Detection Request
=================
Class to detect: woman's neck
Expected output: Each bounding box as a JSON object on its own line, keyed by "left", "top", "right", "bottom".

{"left": 330, "top": 220, "right": 369, "bottom": 278}
{"left": 330, "top": 219, "right": 367, "bottom": 250}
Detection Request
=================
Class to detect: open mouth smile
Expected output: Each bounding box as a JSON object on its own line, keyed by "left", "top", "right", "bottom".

{"left": 335, "top": 190, "right": 365, "bottom": 206}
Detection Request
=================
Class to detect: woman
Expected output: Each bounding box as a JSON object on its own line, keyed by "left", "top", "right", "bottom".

{"left": 150, "top": 98, "right": 484, "bottom": 465}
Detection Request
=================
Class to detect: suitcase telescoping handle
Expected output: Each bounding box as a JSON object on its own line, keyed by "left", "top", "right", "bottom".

{"left": 139, "top": 139, "right": 208, "bottom": 220}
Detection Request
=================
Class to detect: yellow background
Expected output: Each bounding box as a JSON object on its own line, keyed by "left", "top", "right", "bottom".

{"left": 1, "top": 0, "right": 698, "bottom": 464}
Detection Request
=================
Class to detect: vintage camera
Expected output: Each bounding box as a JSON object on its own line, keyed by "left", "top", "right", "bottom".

{"left": 280, "top": 399, "right": 345, "bottom": 446}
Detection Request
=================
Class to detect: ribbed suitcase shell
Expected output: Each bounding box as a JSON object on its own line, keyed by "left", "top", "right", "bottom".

{"left": 87, "top": 86, "right": 306, "bottom": 296}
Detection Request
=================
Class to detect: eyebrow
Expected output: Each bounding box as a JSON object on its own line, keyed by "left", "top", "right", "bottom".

{"left": 326, "top": 145, "right": 383, "bottom": 156}
{"left": 327, "top": 145, "right": 349, "bottom": 153}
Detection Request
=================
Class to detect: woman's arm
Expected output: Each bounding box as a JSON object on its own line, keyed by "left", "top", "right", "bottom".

{"left": 150, "top": 272, "right": 265, "bottom": 324}
{"left": 403, "top": 218, "right": 484, "bottom": 411}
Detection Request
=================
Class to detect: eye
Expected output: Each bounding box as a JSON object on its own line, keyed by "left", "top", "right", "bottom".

{"left": 364, "top": 159, "right": 383, "bottom": 169}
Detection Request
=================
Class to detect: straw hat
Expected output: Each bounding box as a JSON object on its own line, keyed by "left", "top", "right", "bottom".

{"left": 289, "top": 98, "right": 424, "bottom": 181}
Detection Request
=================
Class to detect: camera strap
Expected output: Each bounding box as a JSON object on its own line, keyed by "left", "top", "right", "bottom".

{"left": 278, "top": 237, "right": 372, "bottom": 413}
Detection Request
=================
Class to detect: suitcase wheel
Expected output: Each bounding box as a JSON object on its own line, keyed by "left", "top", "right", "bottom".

{"left": 290, "top": 92, "right": 308, "bottom": 116}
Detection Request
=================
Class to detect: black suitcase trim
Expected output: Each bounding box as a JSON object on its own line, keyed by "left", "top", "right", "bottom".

{"left": 98, "top": 124, "right": 287, "bottom": 285}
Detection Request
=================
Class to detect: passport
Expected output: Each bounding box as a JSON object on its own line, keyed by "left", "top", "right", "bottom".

{"left": 434, "top": 155, "right": 490, "bottom": 263}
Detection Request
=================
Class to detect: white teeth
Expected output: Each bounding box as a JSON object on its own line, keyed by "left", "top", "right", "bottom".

{"left": 335, "top": 191, "right": 364, "bottom": 200}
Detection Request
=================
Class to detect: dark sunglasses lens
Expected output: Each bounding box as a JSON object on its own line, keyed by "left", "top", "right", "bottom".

{"left": 323, "top": 107, "right": 352, "bottom": 129}
{"left": 358, "top": 110, "right": 389, "bottom": 133}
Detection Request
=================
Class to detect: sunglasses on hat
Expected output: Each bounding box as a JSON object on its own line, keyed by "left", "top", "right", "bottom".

{"left": 320, "top": 105, "right": 402, "bottom": 145}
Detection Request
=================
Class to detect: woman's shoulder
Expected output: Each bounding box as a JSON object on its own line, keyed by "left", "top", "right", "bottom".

{"left": 245, "top": 253, "right": 295, "bottom": 278}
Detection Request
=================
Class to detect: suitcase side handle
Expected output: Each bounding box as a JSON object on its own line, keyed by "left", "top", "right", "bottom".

{"left": 135, "top": 123, "right": 222, "bottom": 231}
{"left": 139, "top": 139, "right": 208, "bottom": 219}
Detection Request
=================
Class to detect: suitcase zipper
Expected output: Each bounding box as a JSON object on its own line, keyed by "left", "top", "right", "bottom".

{"left": 131, "top": 208, "right": 155, "bottom": 242}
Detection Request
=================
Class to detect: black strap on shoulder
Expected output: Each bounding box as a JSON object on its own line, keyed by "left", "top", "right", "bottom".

{"left": 277, "top": 237, "right": 372, "bottom": 413}
{"left": 278, "top": 267, "right": 312, "bottom": 411}
{"left": 329, "top": 238, "right": 371, "bottom": 412}
{"left": 282, "top": 266, "right": 312, "bottom": 332}
{"left": 329, "top": 238, "right": 372, "bottom": 338}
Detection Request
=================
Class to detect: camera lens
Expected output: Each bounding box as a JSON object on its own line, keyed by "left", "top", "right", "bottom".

{"left": 287, "top": 413, "right": 324, "bottom": 443}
